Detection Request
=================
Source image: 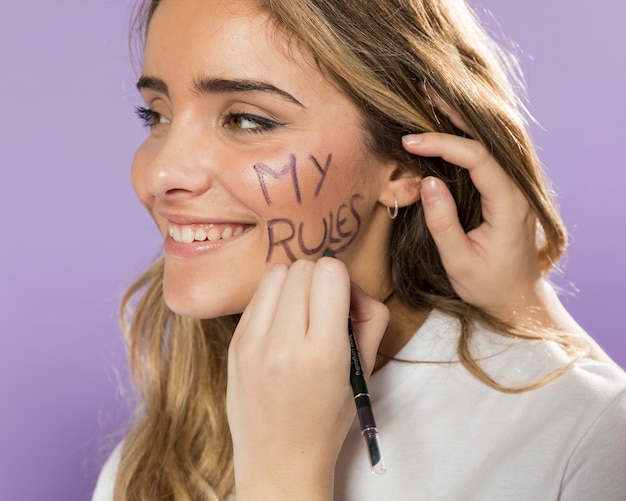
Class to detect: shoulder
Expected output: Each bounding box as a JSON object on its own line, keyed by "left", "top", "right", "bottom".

{"left": 461, "top": 316, "right": 626, "bottom": 496}
{"left": 549, "top": 357, "right": 626, "bottom": 441}
{"left": 91, "top": 441, "right": 123, "bottom": 501}
{"left": 468, "top": 312, "right": 626, "bottom": 395}
{"left": 555, "top": 357, "right": 626, "bottom": 433}
{"left": 472, "top": 318, "right": 626, "bottom": 468}
{"left": 559, "top": 356, "right": 626, "bottom": 400}
{"left": 558, "top": 361, "right": 626, "bottom": 499}
{"left": 415, "top": 310, "right": 626, "bottom": 405}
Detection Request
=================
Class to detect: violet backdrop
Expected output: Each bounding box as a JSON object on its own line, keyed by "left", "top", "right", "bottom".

{"left": 1, "top": 1, "right": 624, "bottom": 499}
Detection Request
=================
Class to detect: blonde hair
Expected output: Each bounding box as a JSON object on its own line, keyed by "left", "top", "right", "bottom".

{"left": 116, "top": 0, "right": 579, "bottom": 498}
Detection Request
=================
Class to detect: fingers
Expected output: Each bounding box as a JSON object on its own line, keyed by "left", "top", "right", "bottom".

{"left": 234, "top": 263, "right": 288, "bottom": 339}
{"left": 234, "top": 258, "right": 354, "bottom": 351}
{"left": 227, "top": 258, "right": 356, "bottom": 495}
{"left": 308, "top": 257, "right": 351, "bottom": 347}
{"left": 403, "top": 133, "right": 514, "bottom": 204}
{"left": 419, "top": 176, "right": 476, "bottom": 263}
{"left": 403, "top": 133, "right": 529, "bottom": 229}
{"left": 233, "top": 257, "right": 386, "bottom": 379}
{"left": 400, "top": 127, "right": 544, "bottom": 314}
{"left": 271, "top": 259, "right": 316, "bottom": 338}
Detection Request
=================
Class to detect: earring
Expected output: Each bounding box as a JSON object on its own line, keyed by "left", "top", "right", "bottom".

{"left": 387, "top": 197, "right": 398, "bottom": 220}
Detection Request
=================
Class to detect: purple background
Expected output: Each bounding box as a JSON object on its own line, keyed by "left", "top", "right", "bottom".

{"left": 1, "top": 1, "right": 624, "bottom": 499}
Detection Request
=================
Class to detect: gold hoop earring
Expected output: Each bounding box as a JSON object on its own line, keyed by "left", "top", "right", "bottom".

{"left": 387, "top": 197, "right": 398, "bottom": 220}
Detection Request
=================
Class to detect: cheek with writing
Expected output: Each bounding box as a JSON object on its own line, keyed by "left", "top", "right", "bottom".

{"left": 266, "top": 194, "right": 364, "bottom": 262}
{"left": 253, "top": 153, "right": 331, "bottom": 207}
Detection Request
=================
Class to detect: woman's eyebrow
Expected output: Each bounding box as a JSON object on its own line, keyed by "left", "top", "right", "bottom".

{"left": 136, "top": 75, "right": 306, "bottom": 108}
{"left": 136, "top": 76, "right": 169, "bottom": 95}
{"left": 136, "top": 75, "right": 304, "bottom": 109}
{"left": 193, "top": 77, "right": 305, "bottom": 108}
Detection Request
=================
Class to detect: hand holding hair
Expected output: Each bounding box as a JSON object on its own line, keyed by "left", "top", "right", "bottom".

{"left": 402, "top": 108, "right": 611, "bottom": 361}
{"left": 403, "top": 128, "right": 539, "bottom": 316}
{"left": 402, "top": 108, "right": 611, "bottom": 362}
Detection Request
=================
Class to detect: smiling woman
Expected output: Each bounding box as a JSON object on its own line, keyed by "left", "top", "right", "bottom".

{"left": 92, "top": 0, "right": 626, "bottom": 500}
{"left": 130, "top": 0, "right": 393, "bottom": 320}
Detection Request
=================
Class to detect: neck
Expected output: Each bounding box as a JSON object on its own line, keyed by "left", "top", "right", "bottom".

{"left": 374, "top": 295, "right": 429, "bottom": 372}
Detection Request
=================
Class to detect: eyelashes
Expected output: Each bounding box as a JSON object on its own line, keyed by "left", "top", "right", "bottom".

{"left": 221, "top": 112, "right": 285, "bottom": 134}
{"left": 134, "top": 106, "right": 168, "bottom": 127}
{"left": 134, "top": 106, "right": 285, "bottom": 134}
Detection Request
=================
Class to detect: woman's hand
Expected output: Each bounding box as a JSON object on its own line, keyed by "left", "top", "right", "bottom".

{"left": 403, "top": 130, "right": 541, "bottom": 318}
{"left": 227, "top": 258, "right": 388, "bottom": 500}
{"left": 402, "top": 89, "right": 542, "bottom": 317}
{"left": 402, "top": 108, "right": 611, "bottom": 361}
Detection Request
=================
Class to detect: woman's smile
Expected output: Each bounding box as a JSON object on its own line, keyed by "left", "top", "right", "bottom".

{"left": 167, "top": 222, "right": 251, "bottom": 244}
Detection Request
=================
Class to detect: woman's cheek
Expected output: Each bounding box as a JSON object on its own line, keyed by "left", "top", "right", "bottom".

{"left": 243, "top": 149, "right": 366, "bottom": 263}
{"left": 264, "top": 193, "right": 365, "bottom": 262}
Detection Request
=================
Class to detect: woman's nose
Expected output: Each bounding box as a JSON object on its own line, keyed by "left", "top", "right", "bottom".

{"left": 142, "top": 127, "right": 213, "bottom": 199}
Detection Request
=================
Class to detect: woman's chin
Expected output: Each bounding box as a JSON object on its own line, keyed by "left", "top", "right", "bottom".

{"left": 162, "top": 285, "right": 246, "bottom": 320}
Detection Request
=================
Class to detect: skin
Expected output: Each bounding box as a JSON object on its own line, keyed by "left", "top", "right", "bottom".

{"left": 133, "top": 0, "right": 610, "bottom": 498}
{"left": 132, "top": 0, "right": 406, "bottom": 321}
{"left": 229, "top": 262, "right": 389, "bottom": 499}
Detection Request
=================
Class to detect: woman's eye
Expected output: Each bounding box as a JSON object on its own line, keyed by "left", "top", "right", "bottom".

{"left": 223, "top": 112, "right": 283, "bottom": 133}
{"left": 134, "top": 106, "right": 171, "bottom": 127}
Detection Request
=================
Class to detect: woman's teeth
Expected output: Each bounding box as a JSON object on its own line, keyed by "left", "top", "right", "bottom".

{"left": 168, "top": 224, "right": 248, "bottom": 243}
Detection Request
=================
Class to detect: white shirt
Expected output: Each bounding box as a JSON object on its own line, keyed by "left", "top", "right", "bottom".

{"left": 335, "top": 311, "right": 626, "bottom": 500}
{"left": 93, "top": 311, "right": 626, "bottom": 500}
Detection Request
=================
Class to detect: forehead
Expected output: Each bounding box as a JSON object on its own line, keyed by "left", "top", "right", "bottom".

{"left": 140, "top": 0, "right": 368, "bottom": 141}
{"left": 143, "top": 0, "right": 309, "bottom": 82}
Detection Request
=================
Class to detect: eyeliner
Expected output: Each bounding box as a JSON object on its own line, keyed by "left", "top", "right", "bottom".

{"left": 324, "top": 249, "right": 386, "bottom": 475}
{"left": 348, "top": 316, "right": 386, "bottom": 474}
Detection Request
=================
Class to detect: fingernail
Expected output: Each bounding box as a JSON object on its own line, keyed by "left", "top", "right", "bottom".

{"left": 421, "top": 177, "right": 443, "bottom": 202}
{"left": 402, "top": 134, "right": 423, "bottom": 146}
{"left": 270, "top": 262, "right": 287, "bottom": 273}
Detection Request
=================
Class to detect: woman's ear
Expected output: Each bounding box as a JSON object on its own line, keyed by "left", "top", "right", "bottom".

{"left": 378, "top": 166, "right": 422, "bottom": 210}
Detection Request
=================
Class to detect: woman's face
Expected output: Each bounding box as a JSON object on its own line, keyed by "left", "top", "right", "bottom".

{"left": 133, "top": 0, "right": 395, "bottom": 318}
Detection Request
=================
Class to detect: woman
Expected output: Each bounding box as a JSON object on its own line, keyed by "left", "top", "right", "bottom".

{"left": 93, "top": 0, "right": 626, "bottom": 499}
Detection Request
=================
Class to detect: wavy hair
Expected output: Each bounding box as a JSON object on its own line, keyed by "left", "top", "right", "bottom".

{"left": 115, "top": 0, "right": 579, "bottom": 498}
